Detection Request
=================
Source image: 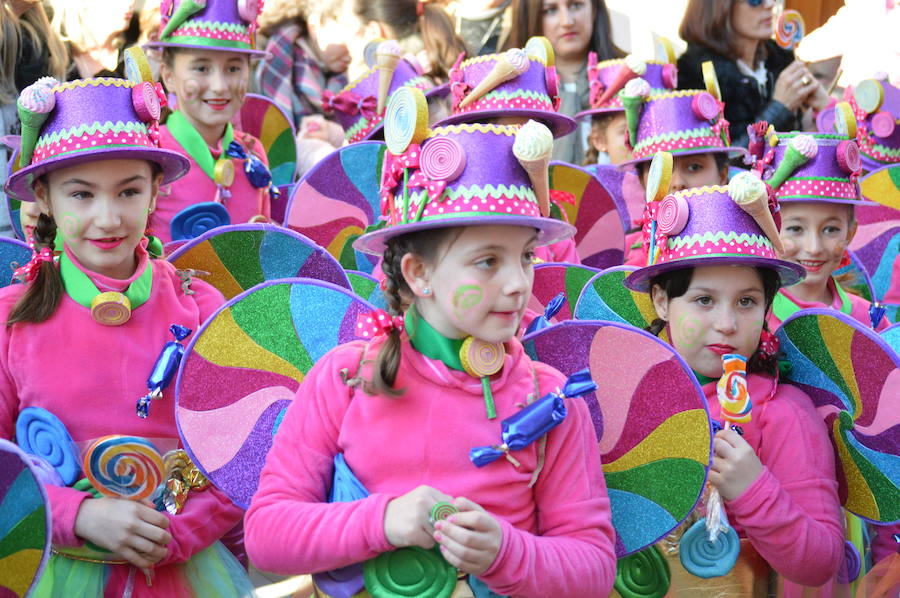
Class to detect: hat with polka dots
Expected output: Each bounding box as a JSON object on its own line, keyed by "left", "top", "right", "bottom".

{"left": 145, "top": 0, "right": 266, "bottom": 57}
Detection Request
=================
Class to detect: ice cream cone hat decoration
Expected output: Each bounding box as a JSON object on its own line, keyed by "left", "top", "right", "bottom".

{"left": 438, "top": 37, "right": 575, "bottom": 137}
{"left": 5, "top": 49, "right": 190, "bottom": 202}
{"left": 376, "top": 41, "right": 403, "bottom": 114}
{"left": 147, "top": 0, "right": 266, "bottom": 57}
{"left": 765, "top": 105, "right": 871, "bottom": 206}
{"left": 353, "top": 87, "right": 574, "bottom": 255}
{"left": 624, "top": 153, "right": 805, "bottom": 292}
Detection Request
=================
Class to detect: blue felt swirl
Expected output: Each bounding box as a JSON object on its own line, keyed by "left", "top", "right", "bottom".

{"left": 290, "top": 283, "right": 356, "bottom": 363}
{"left": 678, "top": 518, "right": 740, "bottom": 578}
{"left": 871, "top": 233, "right": 900, "bottom": 300}
{"left": 170, "top": 202, "right": 231, "bottom": 241}
{"left": 777, "top": 331, "right": 850, "bottom": 411}
{"left": 15, "top": 407, "right": 81, "bottom": 485}
{"left": 609, "top": 489, "right": 678, "bottom": 554}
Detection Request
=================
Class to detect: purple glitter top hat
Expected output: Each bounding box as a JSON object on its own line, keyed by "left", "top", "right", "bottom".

{"left": 624, "top": 154, "right": 804, "bottom": 292}
{"left": 354, "top": 87, "right": 574, "bottom": 255}
{"left": 145, "top": 0, "right": 266, "bottom": 57}
{"left": 323, "top": 41, "right": 439, "bottom": 144}
{"left": 575, "top": 39, "right": 680, "bottom": 120}
{"left": 816, "top": 76, "right": 900, "bottom": 171}
{"left": 436, "top": 37, "right": 575, "bottom": 138}
{"left": 620, "top": 61, "right": 745, "bottom": 166}
{"left": 5, "top": 56, "right": 190, "bottom": 202}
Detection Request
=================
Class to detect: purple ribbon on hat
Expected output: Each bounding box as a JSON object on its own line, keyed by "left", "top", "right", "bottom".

{"left": 322, "top": 90, "right": 378, "bottom": 119}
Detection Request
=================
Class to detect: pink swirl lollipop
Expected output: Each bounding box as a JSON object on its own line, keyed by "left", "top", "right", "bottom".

{"left": 836, "top": 140, "right": 861, "bottom": 174}
{"left": 691, "top": 92, "right": 720, "bottom": 121}
{"left": 871, "top": 111, "right": 896, "bottom": 138}
{"left": 237, "top": 0, "right": 258, "bottom": 22}
{"left": 83, "top": 435, "right": 165, "bottom": 501}
{"left": 132, "top": 82, "right": 161, "bottom": 123}
{"left": 420, "top": 137, "right": 466, "bottom": 181}
{"left": 655, "top": 194, "right": 689, "bottom": 236}
{"left": 662, "top": 64, "right": 678, "bottom": 90}
{"left": 775, "top": 9, "right": 805, "bottom": 50}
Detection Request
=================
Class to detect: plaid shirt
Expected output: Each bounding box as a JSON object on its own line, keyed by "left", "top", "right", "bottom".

{"left": 257, "top": 23, "right": 347, "bottom": 128}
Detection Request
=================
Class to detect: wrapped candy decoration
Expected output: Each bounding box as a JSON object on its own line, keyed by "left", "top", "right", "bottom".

{"left": 524, "top": 292, "right": 566, "bottom": 335}
{"left": 136, "top": 324, "right": 192, "bottom": 418}
{"left": 470, "top": 369, "right": 596, "bottom": 467}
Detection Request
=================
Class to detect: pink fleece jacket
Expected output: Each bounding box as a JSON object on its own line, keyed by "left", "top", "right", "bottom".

{"left": 0, "top": 247, "right": 243, "bottom": 595}
{"left": 245, "top": 334, "right": 616, "bottom": 598}
{"left": 702, "top": 374, "right": 844, "bottom": 589}
{"left": 768, "top": 277, "right": 890, "bottom": 331}
{"left": 152, "top": 125, "right": 272, "bottom": 244}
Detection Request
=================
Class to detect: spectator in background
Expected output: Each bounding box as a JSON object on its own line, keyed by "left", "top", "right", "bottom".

{"left": 49, "top": 0, "right": 138, "bottom": 78}
{"left": 678, "top": 0, "right": 829, "bottom": 147}
{"left": 256, "top": 0, "right": 350, "bottom": 129}
{"left": 504, "top": 0, "right": 622, "bottom": 163}
{"left": 138, "top": 0, "right": 163, "bottom": 81}
{"left": 451, "top": 0, "right": 512, "bottom": 57}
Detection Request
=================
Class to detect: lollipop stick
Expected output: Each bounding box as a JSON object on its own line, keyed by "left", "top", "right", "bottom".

{"left": 827, "top": 69, "right": 843, "bottom": 96}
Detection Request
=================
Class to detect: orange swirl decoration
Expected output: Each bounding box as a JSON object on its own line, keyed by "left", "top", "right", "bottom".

{"left": 460, "top": 337, "right": 505, "bottom": 377}
{"left": 83, "top": 435, "right": 165, "bottom": 500}
{"left": 90, "top": 292, "right": 132, "bottom": 326}
{"left": 716, "top": 354, "right": 751, "bottom": 424}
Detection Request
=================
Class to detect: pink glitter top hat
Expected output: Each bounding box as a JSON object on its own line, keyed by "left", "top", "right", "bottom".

{"left": 816, "top": 76, "right": 900, "bottom": 171}
{"left": 620, "top": 61, "right": 745, "bottom": 166}
{"left": 5, "top": 51, "right": 189, "bottom": 202}
{"left": 322, "top": 40, "right": 440, "bottom": 144}
{"left": 624, "top": 153, "right": 805, "bottom": 292}
{"left": 354, "top": 87, "right": 574, "bottom": 255}
{"left": 145, "top": 0, "right": 266, "bottom": 57}
{"left": 435, "top": 37, "right": 575, "bottom": 138}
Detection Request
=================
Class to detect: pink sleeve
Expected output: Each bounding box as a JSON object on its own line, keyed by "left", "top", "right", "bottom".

{"left": 479, "top": 367, "right": 616, "bottom": 598}
{"left": 158, "top": 485, "right": 244, "bottom": 565}
{"left": 726, "top": 386, "right": 844, "bottom": 587}
{"left": 244, "top": 342, "right": 396, "bottom": 575}
{"left": 45, "top": 485, "right": 92, "bottom": 546}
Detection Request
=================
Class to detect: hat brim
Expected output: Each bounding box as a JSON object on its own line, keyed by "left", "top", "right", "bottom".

{"left": 623, "top": 255, "right": 806, "bottom": 293}
{"left": 434, "top": 109, "right": 577, "bottom": 138}
{"left": 5, "top": 146, "right": 190, "bottom": 202}
{"left": 816, "top": 106, "right": 899, "bottom": 172}
{"left": 353, "top": 215, "right": 576, "bottom": 255}
{"left": 778, "top": 196, "right": 872, "bottom": 206}
{"left": 574, "top": 107, "right": 624, "bottom": 120}
{"left": 143, "top": 41, "right": 268, "bottom": 58}
{"left": 620, "top": 145, "right": 747, "bottom": 168}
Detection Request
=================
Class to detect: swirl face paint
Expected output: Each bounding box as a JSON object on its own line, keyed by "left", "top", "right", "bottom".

{"left": 452, "top": 282, "right": 484, "bottom": 321}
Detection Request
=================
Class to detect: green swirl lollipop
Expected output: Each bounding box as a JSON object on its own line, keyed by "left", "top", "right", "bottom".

{"left": 363, "top": 546, "right": 457, "bottom": 598}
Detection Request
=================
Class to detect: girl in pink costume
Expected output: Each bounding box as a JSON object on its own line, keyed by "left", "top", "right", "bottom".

{"left": 145, "top": 0, "right": 272, "bottom": 244}
{"left": 2, "top": 71, "right": 252, "bottom": 596}
{"left": 623, "top": 159, "right": 843, "bottom": 595}
{"left": 245, "top": 91, "right": 617, "bottom": 597}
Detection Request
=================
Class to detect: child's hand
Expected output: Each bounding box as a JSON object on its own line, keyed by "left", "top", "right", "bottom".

{"left": 433, "top": 497, "right": 502, "bottom": 576}
{"left": 384, "top": 485, "right": 453, "bottom": 549}
{"left": 74, "top": 497, "right": 172, "bottom": 568}
{"left": 709, "top": 429, "right": 763, "bottom": 501}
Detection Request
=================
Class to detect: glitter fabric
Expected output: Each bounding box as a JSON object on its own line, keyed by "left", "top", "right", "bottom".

{"left": 284, "top": 142, "right": 386, "bottom": 273}
{"left": 574, "top": 266, "right": 658, "bottom": 330}
{"left": 347, "top": 270, "right": 389, "bottom": 310}
{"left": 176, "top": 280, "right": 375, "bottom": 507}
{"left": 528, "top": 263, "right": 601, "bottom": 323}
{"left": 548, "top": 163, "right": 628, "bottom": 269}
{"left": 0, "top": 440, "right": 51, "bottom": 598}
{"left": 776, "top": 309, "right": 900, "bottom": 523}
{"left": 522, "top": 320, "right": 710, "bottom": 556}
{"left": 168, "top": 224, "right": 351, "bottom": 300}
{"left": 0, "top": 238, "right": 33, "bottom": 289}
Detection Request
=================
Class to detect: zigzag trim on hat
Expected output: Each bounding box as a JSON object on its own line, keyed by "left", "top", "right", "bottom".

{"left": 668, "top": 231, "right": 773, "bottom": 251}
{"left": 53, "top": 78, "right": 132, "bottom": 92}
{"left": 432, "top": 123, "right": 519, "bottom": 136}
{"left": 647, "top": 89, "right": 703, "bottom": 101}
{"left": 346, "top": 116, "right": 377, "bottom": 141}
{"left": 410, "top": 184, "right": 537, "bottom": 204}
{"left": 633, "top": 127, "right": 717, "bottom": 152}
{"left": 461, "top": 54, "right": 541, "bottom": 67}
{"left": 862, "top": 139, "right": 900, "bottom": 162}
{"left": 36, "top": 120, "right": 150, "bottom": 147}
{"left": 176, "top": 20, "right": 249, "bottom": 34}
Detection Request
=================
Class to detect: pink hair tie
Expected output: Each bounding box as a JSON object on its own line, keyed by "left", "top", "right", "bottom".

{"left": 355, "top": 309, "right": 405, "bottom": 339}
{"left": 13, "top": 247, "right": 54, "bottom": 283}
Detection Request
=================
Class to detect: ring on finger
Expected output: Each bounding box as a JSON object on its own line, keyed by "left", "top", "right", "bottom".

{"left": 801, "top": 76, "right": 811, "bottom": 85}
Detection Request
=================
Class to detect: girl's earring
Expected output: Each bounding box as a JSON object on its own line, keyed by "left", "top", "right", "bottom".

{"left": 422, "top": 287, "right": 431, "bottom": 296}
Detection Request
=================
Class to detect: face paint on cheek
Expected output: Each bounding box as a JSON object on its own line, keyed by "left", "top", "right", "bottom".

{"left": 182, "top": 79, "right": 201, "bottom": 102}
{"left": 676, "top": 313, "right": 705, "bottom": 350}
{"left": 780, "top": 237, "right": 797, "bottom": 257}
{"left": 450, "top": 282, "right": 484, "bottom": 321}
{"left": 58, "top": 212, "right": 82, "bottom": 240}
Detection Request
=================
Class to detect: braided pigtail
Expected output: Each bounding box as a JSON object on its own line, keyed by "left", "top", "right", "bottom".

{"left": 369, "top": 239, "right": 408, "bottom": 397}
{"left": 7, "top": 212, "right": 63, "bottom": 325}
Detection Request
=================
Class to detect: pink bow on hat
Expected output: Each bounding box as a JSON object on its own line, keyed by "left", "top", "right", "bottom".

{"left": 407, "top": 169, "right": 447, "bottom": 205}
{"left": 380, "top": 144, "right": 422, "bottom": 216}
{"left": 587, "top": 53, "right": 605, "bottom": 108}
{"left": 449, "top": 52, "right": 471, "bottom": 111}
{"left": 355, "top": 309, "right": 405, "bottom": 339}
{"left": 322, "top": 90, "right": 378, "bottom": 119}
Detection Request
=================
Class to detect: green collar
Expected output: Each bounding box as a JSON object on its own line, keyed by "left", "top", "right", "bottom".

{"left": 166, "top": 110, "right": 234, "bottom": 181}
{"left": 772, "top": 278, "right": 852, "bottom": 323}
{"left": 693, "top": 371, "right": 717, "bottom": 386}
{"left": 60, "top": 251, "right": 153, "bottom": 312}
{"left": 405, "top": 306, "right": 498, "bottom": 419}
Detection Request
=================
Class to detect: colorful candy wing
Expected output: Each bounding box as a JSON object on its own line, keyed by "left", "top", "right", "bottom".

{"left": 549, "top": 162, "right": 628, "bottom": 269}
{"left": 346, "top": 270, "right": 389, "bottom": 310}
{"left": 882, "top": 323, "right": 900, "bottom": 354}
{"left": 833, "top": 250, "right": 876, "bottom": 303}
{"left": 574, "top": 266, "right": 658, "bottom": 330}
{"left": 0, "top": 439, "right": 51, "bottom": 598}
{"left": 233, "top": 94, "right": 297, "bottom": 186}
{"left": 0, "top": 237, "right": 33, "bottom": 287}
{"left": 523, "top": 321, "right": 711, "bottom": 556}
{"left": 176, "top": 279, "right": 376, "bottom": 508}
{"left": 848, "top": 201, "right": 900, "bottom": 302}
{"left": 776, "top": 309, "right": 900, "bottom": 522}
{"left": 167, "top": 223, "right": 350, "bottom": 300}
{"left": 860, "top": 164, "right": 900, "bottom": 212}
{"left": 284, "top": 142, "right": 386, "bottom": 274}
{"left": 529, "top": 263, "right": 600, "bottom": 322}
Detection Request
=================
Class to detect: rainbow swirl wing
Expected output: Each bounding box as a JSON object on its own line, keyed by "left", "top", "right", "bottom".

{"left": 848, "top": 202, "right": 900, "bottom": 301}
{"left": 346, "top": 270, "right": 388, "bottom": 310}
{"left": 0, "top": 238, "right": 32, "bottom": 288}
{"left": 529, "top": 263, "right": 600, "bottom": 322}
{"left": 284, "top": 142, "right": 386, "bottom": 274}
{"left": 549, "top": 163, "right": 628, "bottom": 269}
{"left": 168, "top": 223, "right": 350, "bottom": 300}
{"left": 0, "top": 439, "right": 50, "bottom": 598}
{"left": 777, "top": 309, "right": 900, "bottom": 522}
{"left": 236, "top": 94, "right": 297, "bottom": 186}
{"left": 523, "top": 321, "right": 711, "bottom": 556}
{"left": 176, "top": 279, "right": 375, "bottom": 508}
{"left": 883, "top": 324, "right": 900, "bottom": 354}
{"left": 833, "top": 251, "right": 876, "bottom": 303}
{"left": 860, "top": 164, "right": 900, "bottom": 212}
{"left": 574, "top": 266, "right": 657, "bottom": 329}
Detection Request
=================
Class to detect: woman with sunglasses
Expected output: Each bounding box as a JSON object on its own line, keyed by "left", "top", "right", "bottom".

{"left": 676, "top": 0, "right": 830, "bottom": 148}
